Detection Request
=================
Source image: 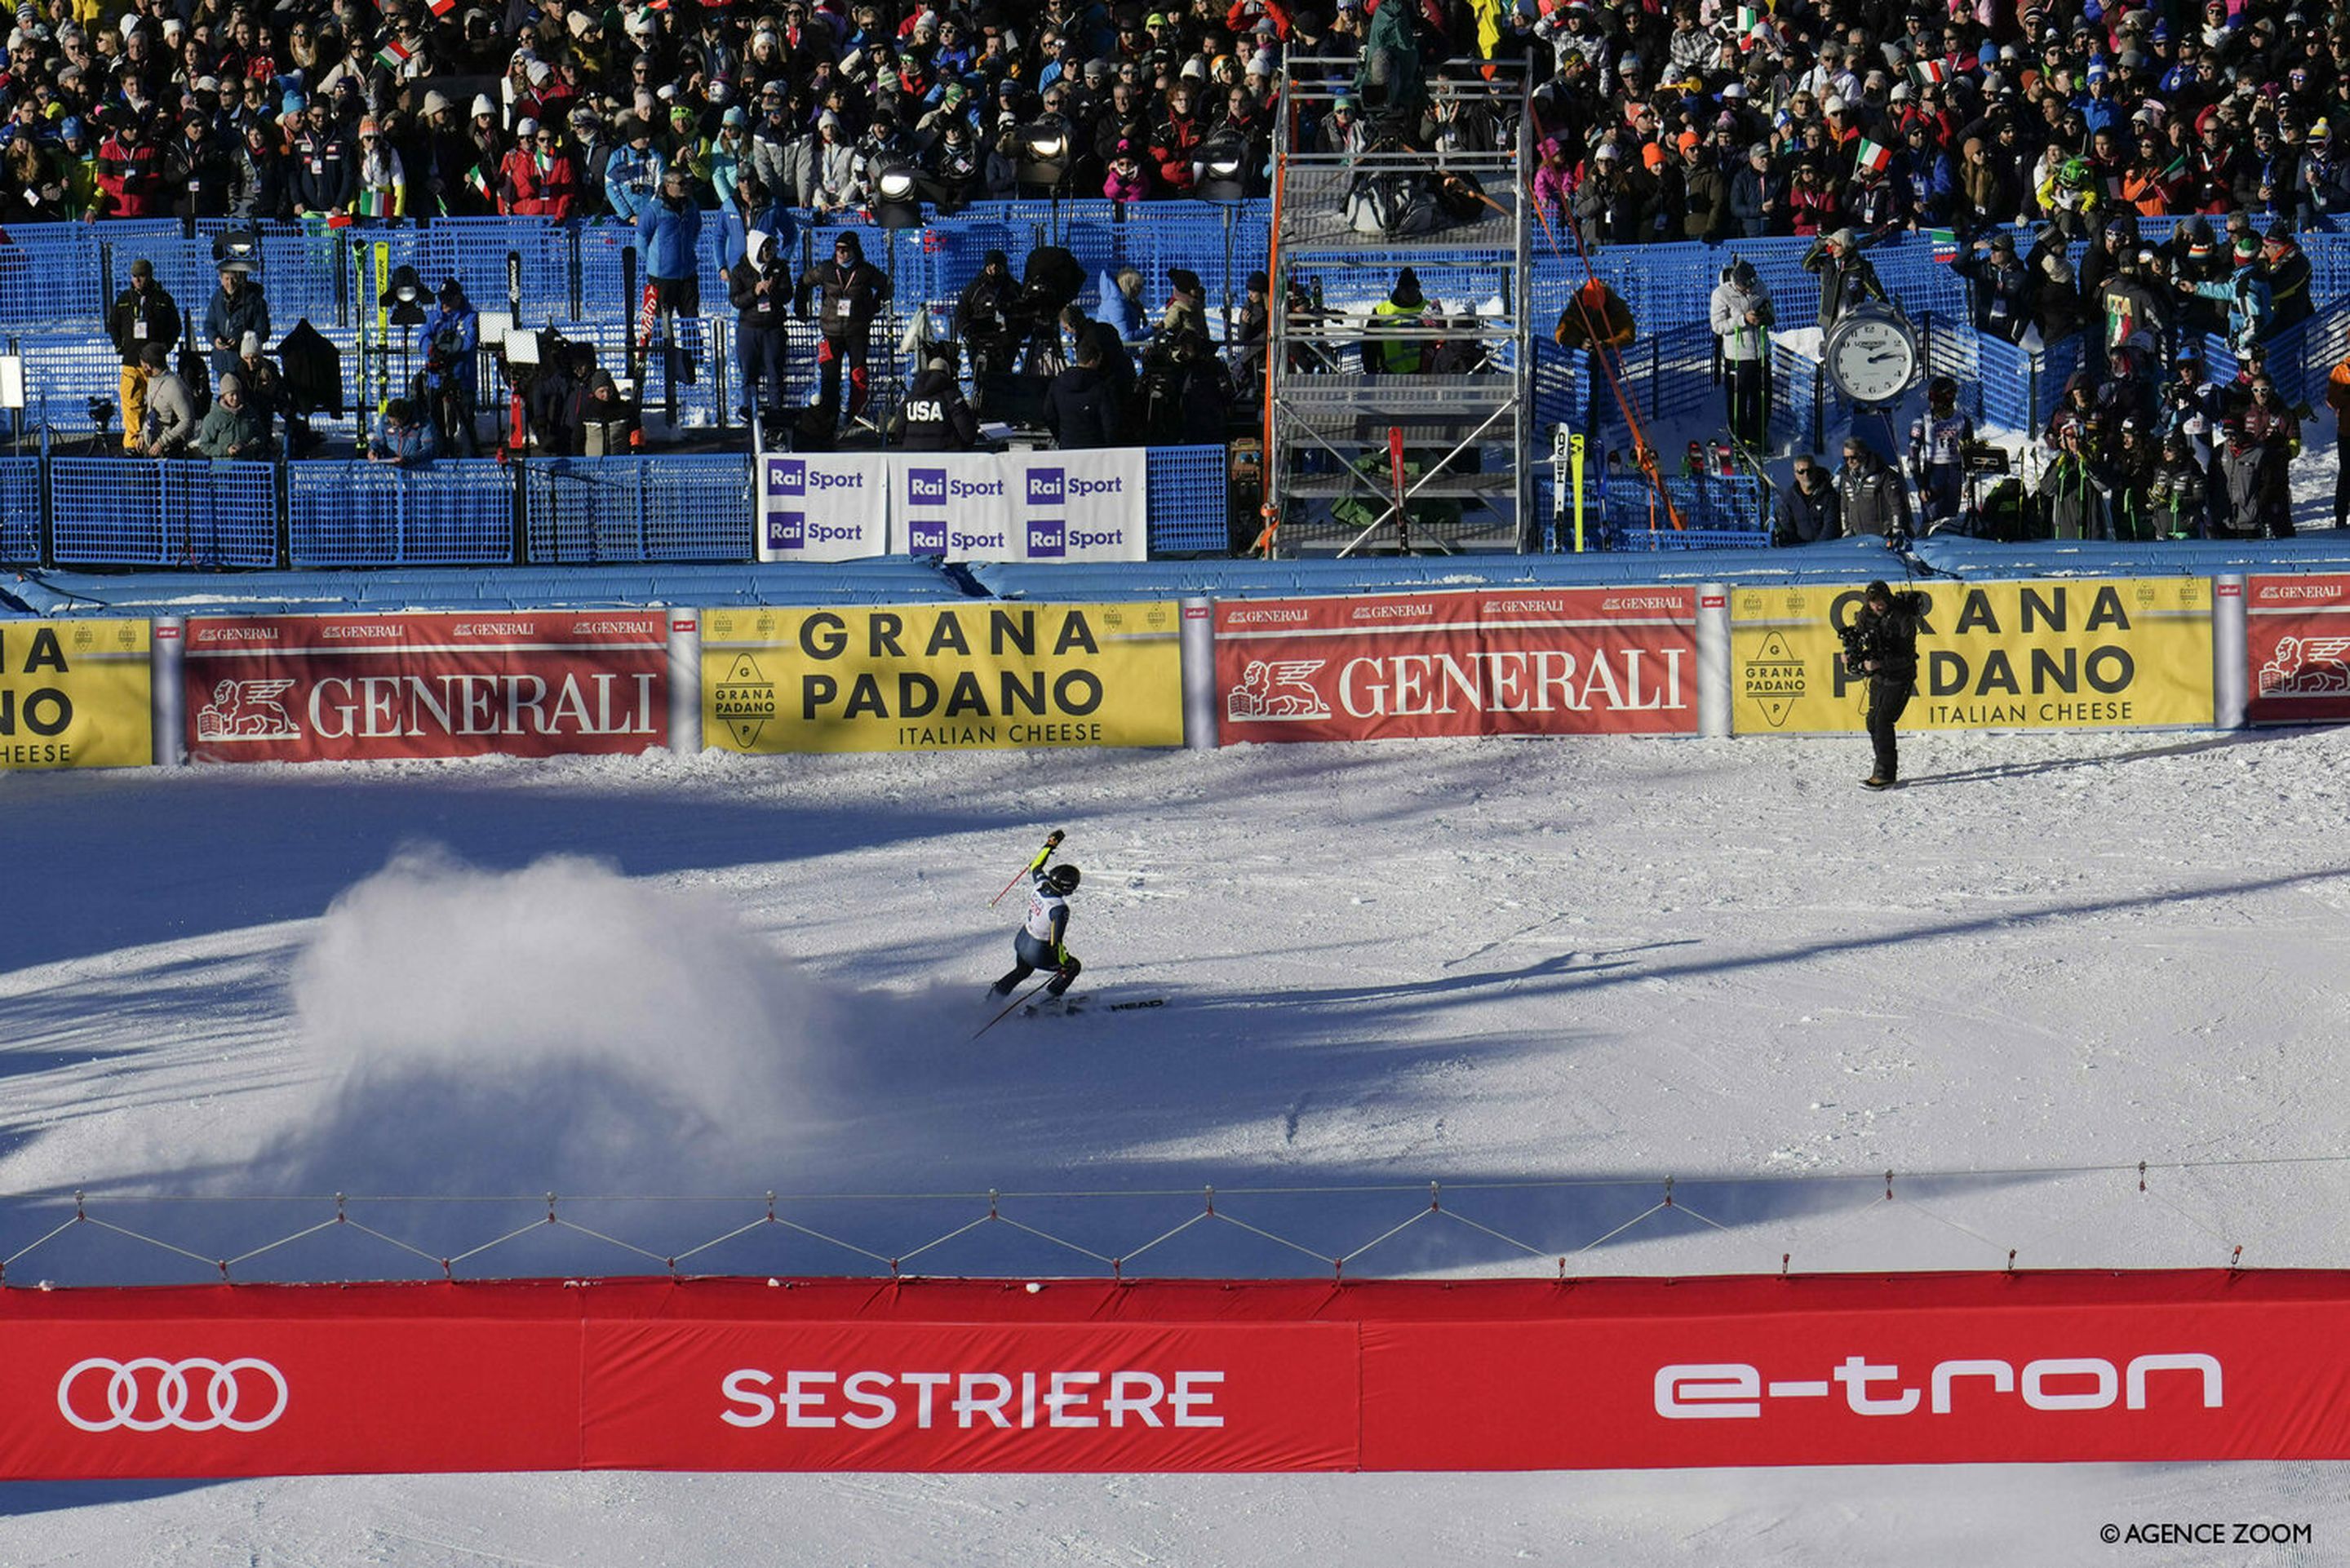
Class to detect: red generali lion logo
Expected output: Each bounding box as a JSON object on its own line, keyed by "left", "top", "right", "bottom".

{"left": 58, "top": 1357, "right": 290, "bottom": 1433}
{"left": 1226, "top": 659, "right": 1329, "bottom": 723}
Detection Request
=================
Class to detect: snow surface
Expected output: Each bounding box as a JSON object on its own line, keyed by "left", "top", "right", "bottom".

{"left": 6, "top": 729, "right": 2350, "bottom": 1563}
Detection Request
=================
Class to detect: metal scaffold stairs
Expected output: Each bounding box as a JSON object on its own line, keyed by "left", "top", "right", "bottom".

{"left": 1262, "top": 62, "right": 1534, "bottom": 557}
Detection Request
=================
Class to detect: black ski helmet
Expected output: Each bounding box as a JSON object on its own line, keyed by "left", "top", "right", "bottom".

{"left": 1928, "top": 374, "right": 1958, "bottom": 408}
{"left": 1046, "top": 864, "right": 1081, "bottom": 895}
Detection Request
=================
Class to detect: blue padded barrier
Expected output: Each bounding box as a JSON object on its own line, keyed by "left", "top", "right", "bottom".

{"left": 1144, "top": 445, "right": 1228, "bottom": 555}
{"left": 0, "top": 455, "right": 39, "bottom": 563}
{"left": 524, "top": 454, "right": 752, "bottom": 563}
{"left": 49, "top": 458, "right": 276, "bottom": 567}
{"left": 288, "top": 458, "right": 513, "bottom": 566}
{"left": 576, "top": 221, "right": 640, "bottom": 325}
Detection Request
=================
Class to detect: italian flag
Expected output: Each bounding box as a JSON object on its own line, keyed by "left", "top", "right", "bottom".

{"left": 1914, "top": 59, "right": 1949, "bottom": 86}
{"left": 1736, "top": 5, "right": 1760, "bottom": 32}
{"left": 428, "top": 0, "right": 455, "bottom": 13}
{"left": 1926, "top": 227, "right": 1958, "bottom": 263}
{"left": 374, "top": 36, "right": 413, "bottom": 72}
{"left": 1855, "top": 138, "right": 1894, "bottom": 175}
{"left": 465, "top": 162, "right": 494, "bottom": 206}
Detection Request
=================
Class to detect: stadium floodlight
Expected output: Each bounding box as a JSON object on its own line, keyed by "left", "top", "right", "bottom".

{"left": 1017, "top": 119, "right": 1071, "bottom": 194}
{"left": 874, "top": 162, "right": 923, "bottom": 229}
{"left": 211, "top": 227, "right": 259, "bottom": 273}
{"left": 1197, "top": 132, "right": 1248, "bottom": 203}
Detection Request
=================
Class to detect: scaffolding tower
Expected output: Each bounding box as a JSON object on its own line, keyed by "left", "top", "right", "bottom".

{"left": 1263, "top": 63, "right": 1534, "bottom": 556}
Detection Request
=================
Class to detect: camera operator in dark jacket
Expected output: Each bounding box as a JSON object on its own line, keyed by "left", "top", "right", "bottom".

{"left": 1045, "top": 334, "right": 1122, "bottom": 450}
{"left": 1844, "top": 578, "right": 1928, "bottom": 790}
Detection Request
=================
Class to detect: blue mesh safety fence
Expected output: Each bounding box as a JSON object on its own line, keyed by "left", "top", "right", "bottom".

{"left": 288, "top": 458, "right": 512, "bottom": 566}
{"left": 0, "top": 226, "right": 104, "bottom": 328}
{"left": 524, "top": 454, "right": 752, "bottom": 563}
{"left": 0, "top": 455, "right": 39, "bottom": 563}
{"left": 1144, "top": 444, "right": 1229, "bottom": 554}
{"left": 49, "top": 458, "right": 276, "bottom": 567}
{"left": 19, "top": 334, "right": 127, "bottom": 432}
{"left": 1595, "top": 475, "right": 1770, "bottom": 551}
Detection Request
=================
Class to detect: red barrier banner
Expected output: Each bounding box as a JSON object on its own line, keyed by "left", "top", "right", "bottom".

{"left": 5, "top": 1273, "right": 2350, "bottom": 1478}
{"left": 184, "top": 613, "right": 668, "bottom": 763}
{"left": 2246, "top": 574, "right": 2350, "bottom": 724}
{"left": 1214, "top": 589, "right": 1697, "bottom": 743}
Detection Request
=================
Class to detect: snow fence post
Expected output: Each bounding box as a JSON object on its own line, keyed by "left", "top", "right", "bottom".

{"left": 1696, "top": 583, "right": 1730, "bottom": 737}
{"left": 667, "top": 605, "right": 702, "bottom": 753}
{"left": 1180, "top": 595, "right": 1217, "bottom": 749}
{"left": 152, "top": 617, "right": 185, "bottom": 766}
{"left": 2212, "top": 574, "right": 2247, "bottom": 730}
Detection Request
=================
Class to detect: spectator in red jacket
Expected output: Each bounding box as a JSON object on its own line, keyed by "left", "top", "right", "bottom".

{"left": 96, "top": 115, "right": 163, "bottom": 218}
{"left": 497, "top": 118, "right": 579, "bottom": 219}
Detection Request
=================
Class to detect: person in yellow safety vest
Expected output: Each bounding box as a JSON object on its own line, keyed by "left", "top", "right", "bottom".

{"left": 1361, "top": 266, "right": 1433, "bottom": 374}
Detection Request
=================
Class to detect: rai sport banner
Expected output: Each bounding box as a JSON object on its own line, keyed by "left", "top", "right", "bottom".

{"left": 1730, "top": 578, "right": 2213, "bottom": 735}
{"left": 183, "top": 613, "right": 669, "bottom": 764}
{"left": 0, "top": 618, "right": 152, "bottom": 770}
{"left": 892, "top": 450, "right": 1146, "bottom": 563}
{"left": 701, "top": 601, "right": 1182, "bottom": 754}
{"left": 1213, "top": 588, "right": 1697, "bottom": 742}
{"left": 2245, "top": 574, "right": 2350, "bottom": 724}
{"left": 756, "top": 452, "right": 891, "bottom": 562}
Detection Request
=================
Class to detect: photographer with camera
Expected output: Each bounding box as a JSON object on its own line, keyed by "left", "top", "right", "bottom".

{"left": 413, "top": 278, "right": 481, "bottom": 458}
{"left": 1842, "top": 578, "right": 1928, "bottom": 791}
{"left": 1708, "top": 256, "right": 1773, "bottom": 451}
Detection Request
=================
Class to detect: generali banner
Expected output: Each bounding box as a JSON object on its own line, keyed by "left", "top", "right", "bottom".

{"left": 2246, "top": 574, "right": 2350, "bottom": 724}
{"left": 1213, "top": 589, "right": 1698, "bottom": 743}
{"left": 5, "top": 1272, "right": 2348, "bottom": 1478}
{"left": 184, "top": 613, "right": 668, "bottom": 763}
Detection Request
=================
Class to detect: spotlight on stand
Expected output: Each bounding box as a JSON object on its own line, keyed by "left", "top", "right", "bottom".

{"left": 1196, "top": 131, "right": 1249, "bottom": 203}
{"left": 1017, "top": 119, "right": 1070, "bottom": 195}
{"left": 211, "top": 227, "right": 259, "bottom": 273}
{"left": 874, "top": 162, "right": 924, "bottom": 230}
{"left": 379, "top": 263, "right": 429, "bottom": 326}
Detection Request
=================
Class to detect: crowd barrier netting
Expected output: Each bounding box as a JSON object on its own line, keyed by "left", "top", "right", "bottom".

{"left": 7, "top": 445, "right": 1232, "bottom": 568}
{"left": 524, "top": 454, "right": 753, "bottom": 563}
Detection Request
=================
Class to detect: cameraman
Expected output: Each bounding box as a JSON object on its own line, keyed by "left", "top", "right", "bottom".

{"left": 1845, "top": 578, "right": 1927, "bottom": 791}
{"left": 413, "top": 278, "right": 480, "bottom": 458}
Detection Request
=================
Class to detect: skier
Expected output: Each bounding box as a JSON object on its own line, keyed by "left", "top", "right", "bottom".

{"left": 989, "top": 835, "right": 1083, "bottom": 1008}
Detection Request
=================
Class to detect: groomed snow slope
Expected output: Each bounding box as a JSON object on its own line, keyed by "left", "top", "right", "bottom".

{"left": 3, "top": 726, "right": 2348, "bottom": 1564}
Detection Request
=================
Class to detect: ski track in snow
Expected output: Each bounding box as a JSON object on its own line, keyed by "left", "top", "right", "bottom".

{"left": 3, "top": 729, "right": 2350, "bottom": 1563}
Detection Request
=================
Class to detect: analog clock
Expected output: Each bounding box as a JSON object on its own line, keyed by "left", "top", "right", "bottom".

{"left": 1822, "top": 306, "right": 1922, "bottom": 406}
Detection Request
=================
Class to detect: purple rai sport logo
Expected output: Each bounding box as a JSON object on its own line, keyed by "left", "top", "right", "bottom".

{"left": 1026, "top": 517, "right": 1066, "bottom": 559}
{"left": 907, "top": 467, "right": 947, "bottom": 505}
{"left": 767, "top": 511, "right": 806, "bottom": 550}
{"left": 908, "top": 520, "right": 948, "bottom": 555}
{"left": 1026, "top": 467, "right": 1065, "bottom": 507}
{"left": 766, "top": 457, "right": 805, "bottom": 496}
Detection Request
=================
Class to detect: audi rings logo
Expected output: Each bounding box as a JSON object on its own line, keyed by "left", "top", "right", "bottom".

{"left": 57, "top": 1358, "right": 290, "bottom": 1434}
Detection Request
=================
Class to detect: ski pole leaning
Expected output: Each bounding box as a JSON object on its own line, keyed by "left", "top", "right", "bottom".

{"left": 990, "top": 829, "right": 1063, "bottom": 907}
{"left": 972, "top": 972, "right": 1062, "bottom": 1041}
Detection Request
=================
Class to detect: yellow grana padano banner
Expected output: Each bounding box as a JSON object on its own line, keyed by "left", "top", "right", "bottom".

{"left": 702, "top": 601, "right": 1183, "bottom": 753}
{"left": 1731, "top": 579, "right": 2212, "bottom": 733}
{"left": 0, "top": 618, "right": 153, "bottom": 769}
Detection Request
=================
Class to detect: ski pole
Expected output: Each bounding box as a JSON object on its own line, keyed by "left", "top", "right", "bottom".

{"left": 989, "top": 830, "right": 1063, "bottom": 907}
{"left": 972, "top": 972, "right": 1063, "bottom": 1041}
